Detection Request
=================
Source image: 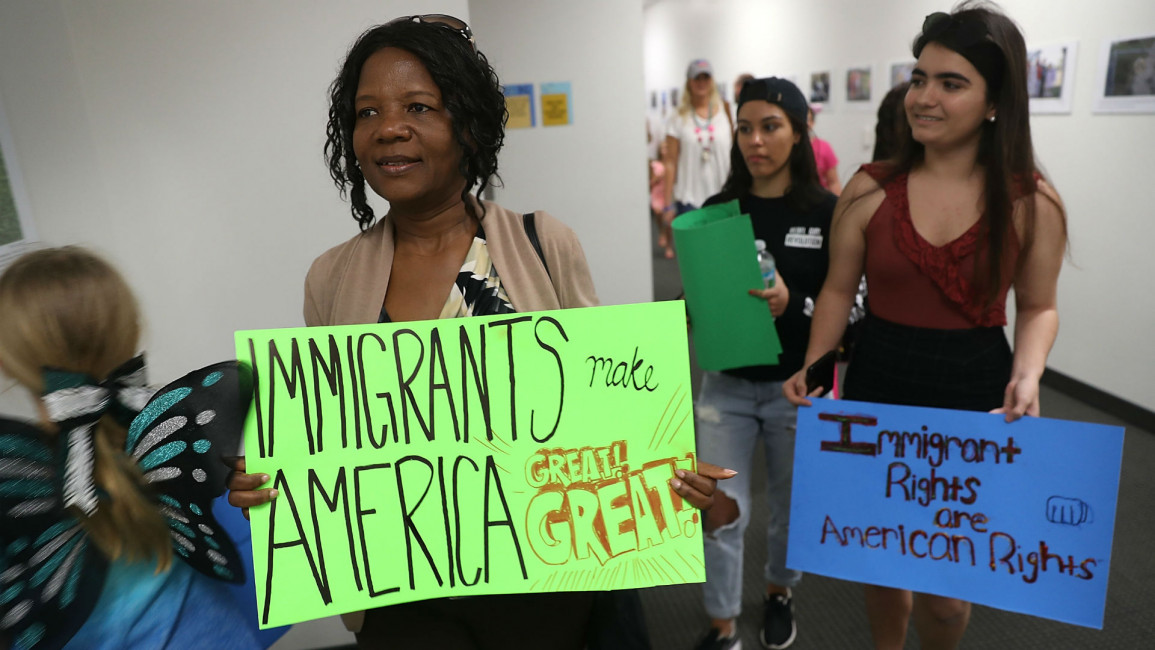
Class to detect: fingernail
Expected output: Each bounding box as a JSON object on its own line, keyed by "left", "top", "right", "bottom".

{"left": 675, "top": 469, "right": 687, "bottom": 479}
{"left": 260, "top": 474, "right": 271, "bottom": 483}
{"left": 269, "top": 489, "right": 279, "bottom": 499}
{"left": 722, "top": 469, "right": 737, "bottom": 477}
{"left": 669, "top": 478, "right": 683, "bottom": 490}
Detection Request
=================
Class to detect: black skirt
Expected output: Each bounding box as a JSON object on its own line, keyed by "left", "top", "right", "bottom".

{"left": 842, "top": 313, "right": 1012, "bottom": 412}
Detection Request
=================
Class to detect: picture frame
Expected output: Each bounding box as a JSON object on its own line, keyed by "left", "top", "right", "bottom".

{"left": 889, "top": 60, "right": 917, "bottom": 88}
{"left": 1028, "top": 41, "right": 1078, "bottom": 114}
{"left": 846, "top": 65, "right": 874, "bottom": 110}
{"left": 0, "top": 90, "right": 38, "bottom": 271}
{"left": 1093, "top": 33, "right": 1155, "bottom": 114}
{"left": 809, "top": 71, "right": 831, "bottom": 106}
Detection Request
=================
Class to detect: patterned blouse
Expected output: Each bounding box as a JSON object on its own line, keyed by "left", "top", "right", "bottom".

{"left": 378, "top": 224, "right": 517, "bottom": 323}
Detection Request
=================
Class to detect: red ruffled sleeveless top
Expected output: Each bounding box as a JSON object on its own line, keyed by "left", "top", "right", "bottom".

{"left": 860, "top": 163, "right": 1021, "bottom": 329}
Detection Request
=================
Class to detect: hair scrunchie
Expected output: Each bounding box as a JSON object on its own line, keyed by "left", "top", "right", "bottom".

{"left": 41, "top": 355, "right": 155, "bottom": 516}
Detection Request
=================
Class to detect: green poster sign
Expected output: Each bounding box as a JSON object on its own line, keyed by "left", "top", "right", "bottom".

{"left": 235, "top": 301, "right": 704, "bottom": 628}
{"left": 672, "top": 200, "right": 782, "bottom": 371}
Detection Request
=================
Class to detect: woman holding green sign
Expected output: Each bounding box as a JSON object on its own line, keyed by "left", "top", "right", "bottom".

{"left": 226, "top": 15, "right": 731, "bottom": 650}
{"left": 692, "top": 77, "right": 837, "bottom": 650}
{"left": 785, "top": 4, "right": 1067, "bottom": 649}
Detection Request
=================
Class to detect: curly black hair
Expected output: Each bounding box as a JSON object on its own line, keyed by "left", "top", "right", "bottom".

{"left": 324, "top": 19, "right": 508, "bottom": 230}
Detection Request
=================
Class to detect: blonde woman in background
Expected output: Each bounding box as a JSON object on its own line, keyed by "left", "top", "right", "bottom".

{"left": 660, "top": 59, "right": 734, "bottom": 257}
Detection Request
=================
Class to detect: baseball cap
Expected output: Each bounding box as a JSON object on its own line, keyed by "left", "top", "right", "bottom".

{"left": 686, "top": 59, "right": 713, "bottom": 79}
{"left": 737, "top": 77, "right": 809, "bottom": 125}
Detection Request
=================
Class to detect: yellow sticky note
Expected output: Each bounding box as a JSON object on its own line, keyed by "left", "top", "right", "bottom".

{"left": 542, "top": 94, "right": 568, "bottom": 126}
{"left": 540, "top": 82, "right": 572, "bottom": 127}
{"left": 507, "top": 95, "right": 532, "bottom": 129}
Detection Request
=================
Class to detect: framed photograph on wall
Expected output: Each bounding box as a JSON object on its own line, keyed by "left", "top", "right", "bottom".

{"left": 0, "top": 91, "right": 38, "bottom": 271}
{"left": 1094, "top": 33, "right": 1155, "bottom": 113}
{"left": 846, "top": 65, "right": 874, "bottom": 110}
{"left": 1028, "top": 41, "right": 1077, "bottom": 114}
{"left": 809, "top": 71, "right": 831, "bottom": 106}
{"left": 889, "top": 60, "right": 916, "bottom": 88}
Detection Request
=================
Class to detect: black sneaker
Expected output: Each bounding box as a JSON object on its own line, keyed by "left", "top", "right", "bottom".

{"left": 760, "top": 591, "right": 796, "bottom": 649}
{"left": 694, "top": 626, "right": 742, "bottom": 650}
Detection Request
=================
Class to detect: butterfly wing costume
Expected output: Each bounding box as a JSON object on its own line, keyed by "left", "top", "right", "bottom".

{"left": 0, "top": 358, "right": 252, "bottom": 650}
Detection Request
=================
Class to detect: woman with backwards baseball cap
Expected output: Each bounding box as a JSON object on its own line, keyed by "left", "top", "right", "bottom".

{"left": 659, "top": 59, "right": 733, "bottom": 258}
{"left": 693, "top": 77, "right": 837, "bottom": 650}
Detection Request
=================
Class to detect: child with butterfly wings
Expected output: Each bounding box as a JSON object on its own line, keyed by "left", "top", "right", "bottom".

{"left": 0, "top": 247, "right": 268, "bottom": 650}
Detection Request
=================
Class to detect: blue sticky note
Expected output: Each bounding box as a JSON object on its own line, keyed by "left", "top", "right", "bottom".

{"left": 787, "top": 398, "right": 1124, "bottom": 629}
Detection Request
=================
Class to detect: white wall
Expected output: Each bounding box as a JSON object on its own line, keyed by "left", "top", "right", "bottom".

{"left": 646, "top": 0, "right": 1155, "bottom": 412}
{"left": 0, "top": 0, "right": 472, "bottom": 384}
{"left": 469, "top": 0, "right": 651, "bottom": 306}
{"left": 0, "top": 1, "right": 466, "bottom": 647}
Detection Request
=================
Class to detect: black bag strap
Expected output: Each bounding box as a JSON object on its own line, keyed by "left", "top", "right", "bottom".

{"left": 522, "top": 212, "right": 551, "bottom": 280}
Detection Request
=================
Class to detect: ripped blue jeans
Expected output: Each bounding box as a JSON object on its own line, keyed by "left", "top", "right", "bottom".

{"left": 696, "top": 371, "right": 802, "bottom": 620}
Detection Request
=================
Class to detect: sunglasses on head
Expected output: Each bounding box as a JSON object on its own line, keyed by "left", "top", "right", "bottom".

{"left": 387, "top": 14, "right": 476, "bottom": 52}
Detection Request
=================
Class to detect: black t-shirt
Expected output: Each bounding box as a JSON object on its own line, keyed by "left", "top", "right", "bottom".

{"left": 702, "top": 190, "right": 837, "bottom": 381}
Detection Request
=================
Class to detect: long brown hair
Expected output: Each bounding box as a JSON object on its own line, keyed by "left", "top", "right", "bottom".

{"left": 872, "top": 81, "right": 910, "bottom": 162}
{"left": 0, "top": 247, "right": 172, "bottom": 569}
{"left": 887, "top": 1, "right": 1066, "bottom": 305}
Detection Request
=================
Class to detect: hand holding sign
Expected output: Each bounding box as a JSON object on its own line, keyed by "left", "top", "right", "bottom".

{"left": 226, "top": 457, "right": 275, "bottom": 520}
{"left": 991, "top": 372, "right": 1042, "bottom": 422}
{"left": 669, "top": 461, "right": 738, "bottom": 510}
{"left": 783, "top": 364, "right": 825, "bottom": 406}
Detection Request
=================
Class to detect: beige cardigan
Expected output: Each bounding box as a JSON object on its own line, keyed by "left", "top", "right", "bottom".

{"left": 304, "top": 200, "right": 599, "bottom": 327}
{"left": 302, "top": 200, "right": 598, "bottom": 631}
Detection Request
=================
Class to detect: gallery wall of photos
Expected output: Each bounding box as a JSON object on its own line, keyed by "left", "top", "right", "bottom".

{"left": 648, "top": 31, "right": 1155, "bottom": 118}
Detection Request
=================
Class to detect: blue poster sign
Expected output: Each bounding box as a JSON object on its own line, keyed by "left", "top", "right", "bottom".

{"left": 788, "top": 398, "right": 1124, "bottom": 629}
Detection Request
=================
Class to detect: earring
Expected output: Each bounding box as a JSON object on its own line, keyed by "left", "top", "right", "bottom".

{"left": 987, "top": 114, "right": 996, "bottom": 122}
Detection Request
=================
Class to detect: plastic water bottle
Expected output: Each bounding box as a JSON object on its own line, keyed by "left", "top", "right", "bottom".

{"left": 755, "top": 239, "right": 776, "bottom": 288}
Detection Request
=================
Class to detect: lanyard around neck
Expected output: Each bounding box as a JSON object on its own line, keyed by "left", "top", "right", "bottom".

{"left": 692, "top": 110, "right": 715, "bottom": 148}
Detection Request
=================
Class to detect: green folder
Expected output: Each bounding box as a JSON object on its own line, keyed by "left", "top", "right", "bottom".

{"left": 671, "top": 200, "right": 782, "bottom": 371}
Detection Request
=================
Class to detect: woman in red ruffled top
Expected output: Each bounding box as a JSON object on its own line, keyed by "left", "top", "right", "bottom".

{"left": 785, "top": 4, "right": 1067, "bottom": 649}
